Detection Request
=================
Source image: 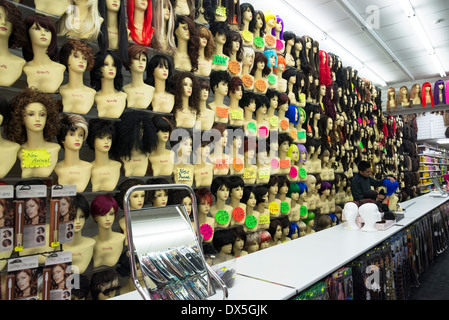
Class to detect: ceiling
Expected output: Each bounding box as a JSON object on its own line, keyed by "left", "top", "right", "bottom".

{"left": 243, "top": 0, "right": 449, "bottom": 91}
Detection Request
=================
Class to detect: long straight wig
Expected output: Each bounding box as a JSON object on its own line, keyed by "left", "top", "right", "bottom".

{"left": 151, "top": 0, "right": 177, "bottom": 55}
{"left": 127, "top": 0, "right": 154, "bottom": 46}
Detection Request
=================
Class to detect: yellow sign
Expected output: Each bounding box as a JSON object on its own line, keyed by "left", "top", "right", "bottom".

{"left": 22, "top": 149, "right": 51, "bottom": 168}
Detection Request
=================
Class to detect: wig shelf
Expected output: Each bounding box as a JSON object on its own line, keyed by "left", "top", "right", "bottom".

{"left": 385, "top": 103, "right": 449, "bottom": 116}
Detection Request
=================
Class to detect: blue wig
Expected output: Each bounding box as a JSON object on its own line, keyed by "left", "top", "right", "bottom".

{"left": 383, "top": 178, "right": 398, "bottom": 196}
{"left": 297, "top": 182, "right": 308, "bottom": 195}
{"left": 288, "top": 222, "right": 300, "bottom": 238}
{"left": 285, "top": 104, "right": 299, "bottom": 125}
{"left": 263, "top": 49, "right": 278, "bottom": 68}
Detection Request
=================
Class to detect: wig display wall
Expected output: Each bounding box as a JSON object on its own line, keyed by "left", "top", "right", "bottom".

{"left": 417, "top": 143, "right": 449, "bottom": 194}
{"left": 293, "top": 203, "right": 449, "bottom": 301}
{"left": 385, "top": 79, "right": 449, "bottom": 114}
{"left": 0, "top": 0, "right": 416, "bottom": 300}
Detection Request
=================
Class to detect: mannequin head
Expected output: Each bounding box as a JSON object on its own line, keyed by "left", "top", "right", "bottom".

{"left": 196, "top": 187, "right": 213, "bottom": 214}
{"left": 90, "top": 194, "right": 119, "bottom": 226}
{"left": 263, "top": 10, "right": 276, "bottom": 30}
{"left": 0, "top": 0, "right": 26, "bottom": 49}
{"left": 271, "top": 14, "right": 284, "bottom": 39}
{"left": 249, "top": 10, "right": 266, "bottom": 36}
{"left": 123, "top": 44, "right": 148, "bottom": 75}
{"left": 244, "top": 231, "right": 260, "bottom": 253}
{"left": 250, "top": 51, "right": 271, "bottom": 77}
{"left": 146, "top": 54, "right": 174, "bottom": 91}
{"left": 269, "top": 219, "right": 282, "bottom": 242}
{"left": 146, "top": 178, "right": 169, "bottom": 207}
{"left": 209, "top": 20, "right": 230, "bottom": 48}
{"left": 303, "top": 211, "right": 315, "bottom": 228}
{"left": 229, "top": 176, "right": 245, "bottom": 201}
{"left": 278, "top": 132, "right": 293, "bottom": 154}
{"left": 74, "top": 194, "right": 90, "bottom": 230}
{"left": 197, "top": 24, "right": 216, "bottom": 60}
{"left": 111, "top": 110, "right": 157, "bottom": 160}
{"left": 305, "top": 174, "right": 316, "bottom": 191}
{"left": 240, "top": 2, "right": 255, "bottom": 26}
{"left": 151, "top": 115, "right": 173, "bottom": 145}
{"left": 297, "top": 144, "right": 308, "bottom": 162}
{"left": 228, "top": 76, "right": 243, "bottom": 101}
{"left": 253, "top": 185, "right": 269, "bottom": 208}
{"left": 86, "top": 118, "right": 116, "bottom": 155}
{"left": 23, "top": 13, "right": 58, "bottom": 62}
{"left": 173, "top": 71, "right": 201, "bottom": 114}
{"left": 241, "top": 46, "right": 255, "bottom": 71}
{"left": 211, "top": 70, "right": 231, "bottom": 94}
{"left": 151, "top": 0, "right": 176, "bottom": 54}
{"left": 174, "top": 15, "right": 199, "bottom": 72}
{"left": 422, "top": 82, "right": 434, "bottom": 107}
{"left": 278, "top": 175, "right": 290, "bottom": 195}
{"left": 285, "top": 104, "right": 299, "bottom": 125}
{"left": 318, "top": 181, "right": 332, "bottom": 197}
{"left": 90, "top": 50, "right": 124, "bottom": 91}
{"left": 358, "top": 203, "right": 381, "bottom": 232}
{"left": 223, "top": 29, "right": 243, "bottom": 61}
{"left": 57, "top": 113, "right": 88, "bottom": 150}
{"left": 59, "top": 39, "right": 95, "bottom": 75}
{"left": 286, "top": 181, "right": 300, "bottom": 200}
{"left": 434, "top": 80, "right": 446, "bottom": 105}
{"left": 211, "top": 176, "right": 231, "bottom": 202}
{"left": 258, "top": 230, "right": 271, "bottom": 249}
{"left": 126, "top": 0, "right": 154, "bottom": 46}
{"left": 59, "top": 0, "right": 102, "bottom": 41}
{"left": 5, "top": 87, "right": 60, "bottom": 145}
{"left": 288, "top": 222, "right": 300, "bottom": 239}
{"left": 213, "top": 230, "right": 236, "bottom": 255}
{"left": 263, "top": 49, "right": 278, "bottom": 69}
{"left": 115, "top": 178, "right": 146, "bottom": 210}
{"left": 98, "top": 0, "right": 129, "bottom": 61}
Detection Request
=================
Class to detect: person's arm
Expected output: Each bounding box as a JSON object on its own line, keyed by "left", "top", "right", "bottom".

{"left": 351, "top": 176, "right": 364, "bottom": 201}
{"left": 369, "top": 177, "right": 385, "bottom": 188}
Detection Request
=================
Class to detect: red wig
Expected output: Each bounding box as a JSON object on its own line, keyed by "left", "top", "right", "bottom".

{"left": 259, "top": 230, "right": 272, "bottom": 243}
{"left": 319, "top": 50, "right": 332, "bottom": 87}
{"left": 195, "top": 188, "right": 213, "bottom": 206}
{"left": 127, "top": 0, "right": 154, "bottom": 46}
{"left": 90, "top": 194, "right": 119, "bottom": 218}
{"left": 422, "top": 82, "right": 434, "bottom": 107}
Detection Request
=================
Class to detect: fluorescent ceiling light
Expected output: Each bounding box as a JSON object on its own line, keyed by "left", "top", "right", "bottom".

{"left": 436, "top": 139, "right": 449, "bottom": 145}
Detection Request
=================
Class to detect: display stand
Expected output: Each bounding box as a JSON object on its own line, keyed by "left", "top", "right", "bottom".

{"left": 123, "top": 183, "right": 228, "bottom": 300}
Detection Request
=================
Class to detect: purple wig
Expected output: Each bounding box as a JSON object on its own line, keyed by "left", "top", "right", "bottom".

{"left": 271, "top": 15, "right": 284, "bottom": 40}
{"left": 90, "top": 194, "right": 119, "bottom": 218}
{"left": 318, "top": 181, "right": 332, "bottom": 195}
{"left": 434, "top": 80, "right": 446, "bottom": 105}
{"left": 297, "top": 144, "right": 308, "bottom": 162}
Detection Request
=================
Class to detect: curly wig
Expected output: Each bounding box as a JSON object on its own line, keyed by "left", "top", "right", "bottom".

{"left": 174, "top": 15, "right": 199, "bottom": 72}
{"left": 86, "top": 118, "right": 116, "bottom": 151}
{"left": 229, "top": 76, "right": 243, "bottom": 94}
{"left": 59, "top": 39, "right": 95, "bottom": 71}
{"left": 23, "top": 13, "right": 58, "bottom": 62}
{"left": 0, "top": 0, "right": 26, "bottom": 48}
{"left": 172, "top": 71, "right": 201, "bottom": 116}
{"left": 197, "top": 24, "right": 216, "bottom": 60}
{"left": 111, "top": 110, "right": 157, "bottom": 160}
{"left": 5, "top": 87, "right": 60, "bottom": 145}
{"left": 90, "top": 50, "right": 124, "bottom": 91}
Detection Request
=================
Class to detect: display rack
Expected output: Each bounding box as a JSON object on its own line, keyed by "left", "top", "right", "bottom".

{"left": 418, "top": 143, "right": 449, "bottom": 193}
{"left": 123, "top": 183, "right": 228, "bottom": 300}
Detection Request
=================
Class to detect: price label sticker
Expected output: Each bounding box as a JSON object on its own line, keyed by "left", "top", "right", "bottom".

{"left": 231, "top": 109, "right": 243, "bottom": 120}
{"left": 216, "top": 106, "right": 229, "bottom": 119}
{"left": 268, "top": 202, "right": 280, "bottom": 215}
{"left": 280, "top": 119, "right": 289, "bottom": 130}
{"left": 280, "top": 201, "right": 290, "bottom": 214}
{"left": 269, "top": 116, "right": 278, "bottom": 127}
{"left": 300, "top": 205, "right": 308, "bottom": 217}
{"left": 200, "top": 224, "right": 214, "bottom": 241}
{"left": 241, "top": 74, "right": 254, "bottom": 88}
{"left": 259, "top": 213, "right": 270, "bottom": 225}
{"left": 228, "top": 60, "right": 241, "bottom": 75}
{"left": 298, "top": 167, "right": 307, "bottom": 179}
{"left": 232, "top": 207, "right": 245, "bottom": 222}
{"left": 289, "top": 166, "right": 298, "bottom": 178}
{"left": 280, "top": 159, "right": 291, "bottom": 169}
{"left": 22, "top": 149, "right": 51, "bottom": 168}
{"left": 216, "top": 209, "right": 230, "bottom": 225}
{"left": 245, "top": 214, "right": 258, "bottom": 229}
{"left": 255, "top": 79, "right": 267, "bottom": 92}
{"left": 233, "top": 157, "right": 244, "bottom": 171}
{"left": 267, "top": 74, "right": 276, "bottom": 85}
{"left": 271, "top": 158, "right": 279, "bottom": 169}
{"left": 253, "top": 36, "right": 264, "bottom": 48}
{"left": 247, "top": 121, "right": 257, "bottom": 133}
{"left": 242, "top": 30, "right": 254, "bottom": 43}
{"left": 258, "top": 126, "right": 268, "bottom": 138}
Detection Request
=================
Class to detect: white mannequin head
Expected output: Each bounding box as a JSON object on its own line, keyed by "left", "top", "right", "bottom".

{"left": 343, "top": 202, "right": 359, "bottom": 230}
{"left": 358, "top": 203, "right": 381, "bottom": 232}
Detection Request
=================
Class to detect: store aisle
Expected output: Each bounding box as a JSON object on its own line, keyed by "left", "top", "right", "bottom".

{"left": 410, "top": 246, "right": 449, "bottom": 300}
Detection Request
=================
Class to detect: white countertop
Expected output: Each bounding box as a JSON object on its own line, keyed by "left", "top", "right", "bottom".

{"left": 112, "top": 193, "right": 449, "bottom": 300}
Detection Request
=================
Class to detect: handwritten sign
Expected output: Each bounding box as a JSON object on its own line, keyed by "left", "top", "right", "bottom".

{"left": 242, "top": 30, "right": 254, "bottom": 43}
{"left": 232, "top": 207, "right": 245, "bottom": 222}
{"left": 268, "top": 202, "right": 280, "bottom": 215}
{"left": 216, "top": 106, "right": 229, "bottom": 118}
{"left": 280, "top": 119, "right": 289, "bottom": 130}
{"left": 230, "top": 109, "right": 243, "bottom": 120}
{"left": 258, "top": 168, "right": 270, "bottom": 179}
{"left": 280, "top": 201, "right": 290, "bottom": 214}
{"left": 22, "top": 149, "right": 51, "bottom": 168}
{"left": 280, "top": 159, "right": 291, "bottom": 169}
{"left": 243, "top": 167, "right": 256, "bottom": 179}
{"left": 200, "top": 224, "right": 214, "bottom": 241}
{"left": 259, "top": 213, "right": 270, "bottom": 225}
{"left": 216, "top": 209, "right": 230, "bottom": 225}
{"left": 245, "top": 214, "right": 258, "bottom": 229}
{"left": 228, "top": 60, "right": 241, "bottom": 75}
{"left": 176, "top": 167, "right": 192, "bottom": 181}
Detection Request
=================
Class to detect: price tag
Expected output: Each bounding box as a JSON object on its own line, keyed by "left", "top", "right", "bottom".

{"left": 258, "top": 168, "right": 270, "bottom": 179}
{"left": 297, "top": 131, "right": 306, "bottom": 139}
{"left": 243, "top": 167, "right": 256, "bottom": 179}
{"left": 253, "top": 36, "right": 264, "bottom": 48}
{"left": 276, "top": 39, "right": 284, "bottom": 51}
{"left": 241, "top": 74, "right": 254, "bottom": 88}
{"left": 230, "top": 108, "right": 243, "bottom": 120}
{"left": 245, "top": 214, "right": 258, "bottom": 229}
{"left": 232, "top": 207, "right": 245, "bottom": 222}
{"left": 265, "top": 34, "right": 276, "bottom": 47}
{"left": 212, "top": 54, "right": 228, "bottom": 66}
{"left": 259, "top": 213, "right": 270, "bottom": 225}
{"left": 233, "top": 157, "right": 244, "bottom": 171}
{"left": 216, "top": 209, "right": 230, "bottom": 225}
{"left": 300, "top": 205, "right": 308, "bottom": 217}
{"left": 176, "top": 167, "right": 192, "bottom": 181}
{"left": 22, "top": 149, "right": 51, "bottom": 168}
{"left": 280, "top": 201, "right": 290, "bottom": 214}
{"left": 247, "top": 121, "right": 257, "bottom": 133}
{"left": 268, "top": 202, "right": 280, "bottom": 215}
{"left": 290, "top": 129, "right": 297, "bottom": 140}
{"left": 298, "top": 167, "right": 307, "bottom": 179}
{"left": 289, "top": 166, "right": 298, "bottom": 178}
{"left": 216, "top": 106, "right": 229, "bottom": 118}
{"left": 280, "top": 119, "right": 289, "bottom": 130}
{"left": 280, "top": 159, "right": 291, "bottom": 169}
{"left": 267, "top": 74, "right": 276, "bottom": 85}
{"left": 271, "top": 158, "right": 279, "bottom": 169}
{"left": 269, "top": 116, "right": 278, "bottom": 127}
{"left": 258, "top": 126, "right": 268, "bottom": 138}
{"left": 255, "top": 79, "right": 267, "bottom": 92}
{"left": 228, "top": 60, "right": 241, "bottom": 75}
{"left": 242, "top": 30, "right": 254, "bottom": 43}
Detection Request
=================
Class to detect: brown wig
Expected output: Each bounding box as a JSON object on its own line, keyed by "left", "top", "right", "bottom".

{"left": 197, "top": 24, "right": 216, "bottom": 60}
{"left": 172, "top": 71, "right": 201, "bottom": 116}
{"left": 0, "top": 0, "right": 26, "bottom": 48}
{"left": 58, "top": 39, "right": 95, "bottom": 71}
{"left": 22, "top": 13, "right": 58, "bottom": 62}
{"left": 174, "top": 15, "right": 199, "bottom": 72}
{"left": 5, "top": 87, "right": 61, "bottom": 145}
{"left": 123, "top": 43, "right": 148, "bottom": 71}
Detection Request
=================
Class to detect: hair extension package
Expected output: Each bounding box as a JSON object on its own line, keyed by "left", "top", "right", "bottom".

{"left": 6, "top": 255, "right": 39, "bottom": 300}
{"left": 15, "top": 185, "right": 47, "bottom": 250}
{"left": 0, "top": 185, "right": 15, "bottom": 253}
{"left": 44, "top": 251, "right": 73, "bottom": 300}
{"left": 50, "top": 185, "right": 77, "bottom": 247}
